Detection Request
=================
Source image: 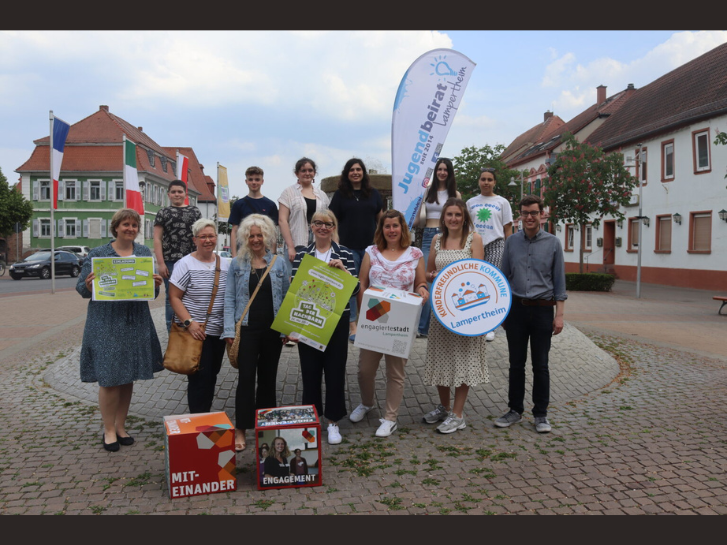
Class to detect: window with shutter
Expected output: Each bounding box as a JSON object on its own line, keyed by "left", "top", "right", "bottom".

{"left": 689, "top": 212, "right": 711, "bottom": 252}
{"left": 656, "top": 216, "right": 671, "bottom": 252}
{"left": 629, "top": 218, "right": 640, "bottom": 250}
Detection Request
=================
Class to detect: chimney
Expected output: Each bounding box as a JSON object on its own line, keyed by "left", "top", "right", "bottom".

{"left": 625, "top": 83, "right": 636, "bottom": 98}
{"left": 99, "top": 105, "right": 109, "bottom": 112}
{"left": 544, "top": 111, "right": 553, "bottom": 122}
{"left": 137, "top": 127, "right": 143, "bottom": 132}
{"left": 597, "top": 85, "right": 607, "bottom": 105}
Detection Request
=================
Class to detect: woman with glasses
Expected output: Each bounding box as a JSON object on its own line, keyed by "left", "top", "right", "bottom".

{"left": 168, "top": 219, "right": 230, "bottom": 418}
{"left": 329, "top": 158, "right": 384, "bottom": 343}
{"left": 422, "top": 198, "right": 488, "bottom": 434}
{"left": 466, "top": 167, "right": 513, "bottom": 341}
{"left": 278, "top": 157, "right": 330, "bottom": 278}
{"left": 290, "top": 209, "right": 359, "bottom": 445}
{"left": 416, "top": 158, "right": 460, "bottom": 339}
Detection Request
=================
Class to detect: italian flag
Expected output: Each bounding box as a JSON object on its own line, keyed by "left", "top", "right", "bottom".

{"left": 176, "top": 150, "right": 190, "bottom": 205}
{"left": 124, "top": 136, "right": 144, "bottom": 215}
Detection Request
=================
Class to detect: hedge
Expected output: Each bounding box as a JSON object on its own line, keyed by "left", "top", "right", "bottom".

{"left": 565, "top": 273, "right": 615, "bottom": 292}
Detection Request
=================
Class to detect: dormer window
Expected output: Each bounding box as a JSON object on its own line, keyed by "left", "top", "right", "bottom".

{"left": 146, "top": 148, "right": 155, "bottom": 167}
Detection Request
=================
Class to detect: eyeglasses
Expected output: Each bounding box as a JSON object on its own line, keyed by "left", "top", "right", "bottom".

{"left": 312, "top": 221, "right": 334, "bottom": 228}
{"left": 481, "top": 167, "right": 496, "bottom": 173}
{"left": 195, "top": 234, "right": 218, "bottom": 240}
{"left": 520, "top": 211, "right": 541, "bottom": 217}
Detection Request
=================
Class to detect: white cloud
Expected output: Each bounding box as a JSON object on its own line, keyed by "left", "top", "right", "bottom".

{"left": 541, "top": 31, "right": 727, "bottom": 121}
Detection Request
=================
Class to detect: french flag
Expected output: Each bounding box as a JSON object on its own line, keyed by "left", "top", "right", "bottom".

{"left": 51, "top": 116, "right": 71, "bottom": 210}
{"left": 176, "top": 151, "right": 190, "bottom": 205}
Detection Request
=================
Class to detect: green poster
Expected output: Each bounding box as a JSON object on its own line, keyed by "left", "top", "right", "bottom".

{"left": 272, "top": 254, "right": 358, "bottom": 351}
{"left": 91, "top": 257, "right": 156, "bottom": 301}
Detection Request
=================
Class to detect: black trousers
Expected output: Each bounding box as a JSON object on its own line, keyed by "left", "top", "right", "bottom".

{"left": 298, "top": 311, "right": 350, "bottom": 422}
{"left": 503, "top": 303, "right": 554, "bottom": 417}
{"left": 187, "top": 334, "right": 226, "bottom": 414}
{"left": 235, "top": 326, "right": 284, "bottom": 430}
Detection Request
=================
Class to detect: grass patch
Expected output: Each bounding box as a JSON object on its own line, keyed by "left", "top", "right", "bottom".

{"left": 378, "top": 497, "right": 404, "bottom": 510}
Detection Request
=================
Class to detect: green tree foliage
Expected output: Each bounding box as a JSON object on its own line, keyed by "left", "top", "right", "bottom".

{"left": 544, "top": 133, "right": 637, "bottom": 272}
{"left": 714, "top": 131, "right": 727, "bottom": 184}
{"left": 451, "top": 145, "right": 525, "bottom": 209}
{"left": 0, "top": 167, "right": 34, "bottom": 236}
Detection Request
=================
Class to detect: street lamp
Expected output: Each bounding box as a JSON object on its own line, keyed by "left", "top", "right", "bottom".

{"left": 509, "top": 173, "right": 524, "bottom": 200}
{"left": 635, "top": 145, "right": 646, "bottom": 299}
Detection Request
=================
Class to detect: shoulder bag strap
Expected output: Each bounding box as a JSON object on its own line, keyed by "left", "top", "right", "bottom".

{"left": 202, "top": 254, "right": 222, "bottom": 329}
{"left": 237, "top": 254, "right": 278, "bottom": 327}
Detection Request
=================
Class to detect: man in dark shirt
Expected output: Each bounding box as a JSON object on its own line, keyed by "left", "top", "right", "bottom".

{"left": 229, "top": 166, "right": 278, "bottom": 257}
{"left": 153, "top": 180, "right": 202, "bottom": 331}
{"left": 495, "top": 195, "right": 567, "bottom": 434}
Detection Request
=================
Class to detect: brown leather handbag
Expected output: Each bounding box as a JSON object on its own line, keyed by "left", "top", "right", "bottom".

{"left": 163, "top": 255, "right": 221, "bottom": 375}
{"left": 227, "top": 255, "right": 277, "bottom": 369}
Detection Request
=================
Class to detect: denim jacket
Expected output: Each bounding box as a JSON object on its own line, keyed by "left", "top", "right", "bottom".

{"left": 223, "top": 251, "right": 289, "bottom": 339}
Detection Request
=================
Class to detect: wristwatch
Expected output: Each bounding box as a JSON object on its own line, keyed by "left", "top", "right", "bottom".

{"left": 183, "top": 319, "right": 193, "bottom": 328}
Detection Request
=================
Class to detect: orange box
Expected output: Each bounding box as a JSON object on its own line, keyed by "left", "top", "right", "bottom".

{"left": 163, "top": 412, "right": 236, "bottom": 499}
{"left": 255, "top": 405, "right": 322, "bottom": 490}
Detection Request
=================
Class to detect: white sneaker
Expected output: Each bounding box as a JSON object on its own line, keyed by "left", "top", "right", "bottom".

{"left": 327, "top": 423, "right": 342, "bottom": 444}
{"left": 485, "top": 330, "right": 495, "bottom": 342}
{"left": 349, "top": 403, "right": 373, "bottom": 423}
{"left": 375, "top": 419, "right": 397, "bottom": 437}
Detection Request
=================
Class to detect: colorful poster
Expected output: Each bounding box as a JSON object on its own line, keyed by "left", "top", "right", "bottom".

{"left": 391, "top": 49, "right": 476, "bottom": 229}
{"left": 431, "top": 258, "right": 512, "bottom": 336}
{"left": 271, "top": 254, "right": 358, "bottom": 351}
{"left": 91, "top": 256, "right": 155, "bottom": 301}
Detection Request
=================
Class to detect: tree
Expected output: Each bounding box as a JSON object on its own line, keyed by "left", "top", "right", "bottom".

{"left": 451, "top": 144, "right": 525, "bottom": 210}
{"left": 0, "top": 167, "right": 33, "bottom": 236}
{"left": 543, "top": 133, "right": 638, "bottom": 273}
{"left": 714, "top": 131, "right": 727, "bottom": 186}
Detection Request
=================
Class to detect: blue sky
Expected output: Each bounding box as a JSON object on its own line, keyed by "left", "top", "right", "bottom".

{"left": 1, "top": 30, "right": 725, "bottom": 201}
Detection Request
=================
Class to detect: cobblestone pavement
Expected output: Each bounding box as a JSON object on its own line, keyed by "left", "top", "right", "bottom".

{"left": 1, "top": 282, "right": 726, "bottom": 515}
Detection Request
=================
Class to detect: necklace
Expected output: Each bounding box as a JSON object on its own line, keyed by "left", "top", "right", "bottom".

{"left": 315, "top": 246, "right": 332, "bottom": 263}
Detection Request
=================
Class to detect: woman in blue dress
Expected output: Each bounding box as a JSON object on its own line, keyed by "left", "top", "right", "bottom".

{"left": 76, "top": 208, "right": 164, "bottom": 452}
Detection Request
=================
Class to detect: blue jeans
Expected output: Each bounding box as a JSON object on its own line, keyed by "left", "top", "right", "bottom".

{"left": 503, "top": 302, "right": 554, "bottom": 417}
{"left": 163, "top": 260, "right": 176, "bottom": 332}
{"left": 348, "top": 249, "right": 365, "bottom": 325}
{"left": 417, "top": 227, "right": 440, "bottom": 335}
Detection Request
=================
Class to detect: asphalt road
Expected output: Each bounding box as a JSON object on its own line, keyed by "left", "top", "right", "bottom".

{"left": 0, "top": 274, "right": 79, "bottom": 295}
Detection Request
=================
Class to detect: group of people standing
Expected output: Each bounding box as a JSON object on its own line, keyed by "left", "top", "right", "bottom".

{"left": 77, "top": 155, "right": 566, "bottom": 456}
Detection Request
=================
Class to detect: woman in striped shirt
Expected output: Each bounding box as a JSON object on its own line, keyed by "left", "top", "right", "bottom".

{"left": 169, "top": 219, "right": 230, "bottom": 419}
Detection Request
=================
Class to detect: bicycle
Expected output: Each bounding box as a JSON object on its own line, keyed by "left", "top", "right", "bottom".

{"left": 0, "top": 260, "right": 5, "bottom": 277}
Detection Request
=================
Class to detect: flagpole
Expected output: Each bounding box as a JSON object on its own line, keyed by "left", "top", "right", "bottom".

{"left": 49, "top": 110, "right": 56, "bottom": 294}
{"left": 216, "top": 162, "right": 220, "bottom": 251}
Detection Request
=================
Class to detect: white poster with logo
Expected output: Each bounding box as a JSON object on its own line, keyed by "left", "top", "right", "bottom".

{"left": 431, "top": 259, "right": 512, "bottom": 336}
{"left": 391, "top": 49, "right": 476, "bottom": 229}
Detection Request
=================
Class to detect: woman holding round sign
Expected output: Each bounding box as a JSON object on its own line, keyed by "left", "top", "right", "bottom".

{"left": 350, "top": 209, "right": 429, "bottom": 437}
{"left": 290, "top": 209, "right": 359, "bottom": 445}
{"left": 422, "top": 198, "right": 488, "bottom": 434}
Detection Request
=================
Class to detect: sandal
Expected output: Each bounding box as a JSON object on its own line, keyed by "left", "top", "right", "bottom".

{"left": 235, "top": 430, "right": 246, "bottom": 452}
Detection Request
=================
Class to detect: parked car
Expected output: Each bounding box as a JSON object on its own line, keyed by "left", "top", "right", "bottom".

{"left": 57, "top": 245, "right": 91, "bottom": 258}
{"left": 9, "top": 251, "right": 81, "bottom": 280}
{"left": 215, "top": 250, "right": 232, "bottom": 259}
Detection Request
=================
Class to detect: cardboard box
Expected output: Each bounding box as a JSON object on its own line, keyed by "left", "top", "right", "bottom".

{"left": 255, "top": 405, "right": 322, "bottom": 491}
{"left": 354, "top": 286, "right": 423, "bottom": 359}
{"left": 163, "top": 412, "right": 236, "bottom": 499}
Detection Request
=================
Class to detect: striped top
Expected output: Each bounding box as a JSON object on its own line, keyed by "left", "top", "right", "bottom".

{"left": 170, "top": 254, "right": 231, "bottom": 336}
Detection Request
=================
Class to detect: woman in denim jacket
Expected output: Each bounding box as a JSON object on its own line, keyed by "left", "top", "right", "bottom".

{"left": 223, "top": 214, "right": 290, "bottom": 452}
